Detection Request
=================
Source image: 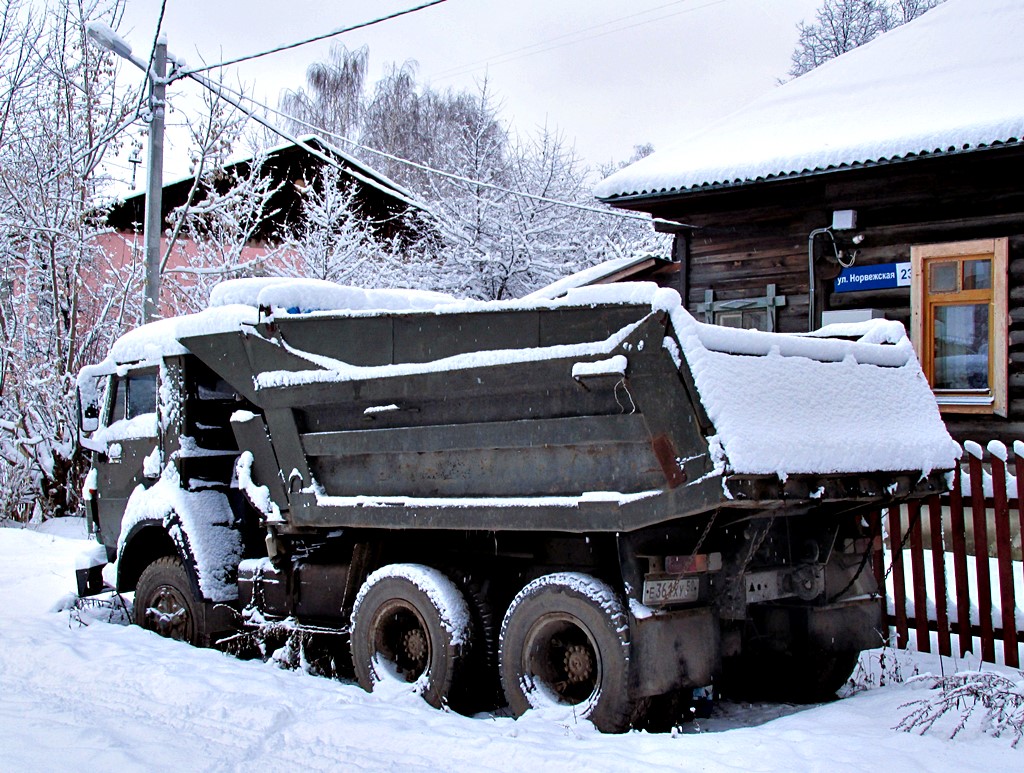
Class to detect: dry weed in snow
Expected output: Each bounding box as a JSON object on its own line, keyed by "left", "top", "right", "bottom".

{"left": 897, "top": 670, "right": 1024, "bottom": 746}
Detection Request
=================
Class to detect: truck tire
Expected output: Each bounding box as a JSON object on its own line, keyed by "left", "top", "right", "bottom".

{"left": 499, "top": 573, "right": 635, "bottom": 733}
{"left": 134, "top": 556, "right": 200, "bottom": 644}
{"left": 350, "top": 565, "right": 473, "bottom": 710}
{"left": 446, "top": 570, "right": 502, "bottom": 712}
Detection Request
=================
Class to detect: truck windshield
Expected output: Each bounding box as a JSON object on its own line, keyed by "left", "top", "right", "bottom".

{"left": 110, "top": 372, "right": 157, "bottom": 422}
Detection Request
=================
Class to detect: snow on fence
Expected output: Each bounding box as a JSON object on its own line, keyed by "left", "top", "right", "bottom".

{"left": 877, "top": 440, "right": 1024, "bottom": 668}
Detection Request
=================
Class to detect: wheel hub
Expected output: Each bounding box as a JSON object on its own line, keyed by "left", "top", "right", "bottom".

{"left": 403, "top": 627, "right": 428, "bottom": 664}
{"left": 145, "top": 586, "right": 189, "bottom": 639}
{"left": 563, "top": 644, "right": 594, "bottom": 684}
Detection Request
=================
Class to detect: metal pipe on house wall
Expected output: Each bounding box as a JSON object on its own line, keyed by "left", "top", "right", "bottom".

{"left": 807, "top": 227, "right": 832, "bottom": 331}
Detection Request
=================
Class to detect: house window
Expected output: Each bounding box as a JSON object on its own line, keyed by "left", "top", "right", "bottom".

{"left": 715, "top": 308, "right": 768, "bottom": 330}
{"left": 911, "top": 238, "right": 1008, "bottom": 415}
{"left": 698, "top": 284, "right": 786, "bottom": 332}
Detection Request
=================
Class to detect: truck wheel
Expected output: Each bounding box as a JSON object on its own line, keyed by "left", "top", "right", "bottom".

{"left": 499, "top": 573, "right": 634, "bottom": 733}
{"left": 134, "top": 556, "right": 199, "bottom": 644}
{"left": 350, "top": 565, "right": 472, "bottom": 710}
{"left": 446, "top": 571, "right": 502, "bottom": 712}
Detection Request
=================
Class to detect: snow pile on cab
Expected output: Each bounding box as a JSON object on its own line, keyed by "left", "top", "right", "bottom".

{"left": 77, "top": 305, "right": 259, "bottom": 383}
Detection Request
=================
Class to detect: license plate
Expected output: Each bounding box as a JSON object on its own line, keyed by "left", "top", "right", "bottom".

{"left": 642, "top": 576, "right": 699, "bottom": 606}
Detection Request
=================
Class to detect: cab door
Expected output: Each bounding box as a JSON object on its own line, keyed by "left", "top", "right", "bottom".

{"left": 91, "top": 368, "right": 159, "bottom": 550}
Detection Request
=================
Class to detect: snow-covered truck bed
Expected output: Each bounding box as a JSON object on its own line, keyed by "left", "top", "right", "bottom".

{"left": 77, "top": 279, "right": 958, "bottom": 732}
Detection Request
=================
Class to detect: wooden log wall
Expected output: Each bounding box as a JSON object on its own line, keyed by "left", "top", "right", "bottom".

{"left": 633, "top": 149, "right": 1024, "bottom": 445}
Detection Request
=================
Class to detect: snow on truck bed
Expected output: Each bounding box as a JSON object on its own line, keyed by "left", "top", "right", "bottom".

{"left": 666, "top": 296, "right": 958, "bottom": 477}
{"left": 83, "top": 278, "right": 957, "bottom": 479}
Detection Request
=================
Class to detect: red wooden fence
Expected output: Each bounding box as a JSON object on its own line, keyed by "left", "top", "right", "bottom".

{"left": 879, "top": 440, "right": 1024, "bottom": 668}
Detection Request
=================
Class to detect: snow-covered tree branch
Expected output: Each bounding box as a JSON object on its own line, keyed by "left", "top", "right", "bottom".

{"left": 0, "top": 0, "right": 135, "bottom": 520}
{"left": 280, "top": 50, "right": 668, "bottom": 300}
{"left": 789, "top": 0, "right": 944, "bottom": 77}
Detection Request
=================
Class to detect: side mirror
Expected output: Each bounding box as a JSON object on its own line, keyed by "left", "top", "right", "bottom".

{"left": 77, "top": 385, "right": 100, "bottom": 434}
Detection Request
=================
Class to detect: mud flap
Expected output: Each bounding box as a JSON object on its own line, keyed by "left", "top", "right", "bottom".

{"left": 75, "top": 544, "right": 109, "bottom": 597}
{"left": 76, "top": 565, "right": 106, "bottom": 597}
{"left": 197, "top": 600, "right": 240, "bottom": 648}
{"left": 749, "top": 597, "right": 884, "bottom": 654}
{"left": 806, "top": 598, "right": 884, "bottom": 653}
{"left": 630, "top": 606, "right": 719, "bottom": 697}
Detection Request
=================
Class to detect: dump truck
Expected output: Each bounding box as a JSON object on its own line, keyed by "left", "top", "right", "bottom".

{"left": 76, "top": 278, "right": 958, "bottom": 732}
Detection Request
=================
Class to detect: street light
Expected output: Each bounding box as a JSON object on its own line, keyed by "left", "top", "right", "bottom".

{"left": 86, "top": 22, "right": 168, "bottom": 322}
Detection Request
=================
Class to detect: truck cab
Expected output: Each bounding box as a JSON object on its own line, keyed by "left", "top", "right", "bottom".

{"left": 79, "top": 329, "right": 258, "bottom": 645}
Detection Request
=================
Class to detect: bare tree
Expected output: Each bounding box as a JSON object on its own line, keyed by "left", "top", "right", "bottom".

{"left": 279, "top": 45, "right": 368, "bottom": 149}
{"left": 0, "top": 0, "right": 136, "bottom": 519}
{"left": 277, "top": 47, "right": 669, "bottom": 300}
{"left": 159, "top": 151, "right": 282, "bottom": 315}
{"left": 426, "top": 114, "right": 669, "bottom": 300}
{"left": 892, "top": 0, "right": 944, "bottom": 24}
{"left": 789, "top": 0, "right": 944, "bottom": 77}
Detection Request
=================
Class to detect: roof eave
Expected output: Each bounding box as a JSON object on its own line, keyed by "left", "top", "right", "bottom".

{"left": 598, "top": 140, "right": 1024, "bottom": 210}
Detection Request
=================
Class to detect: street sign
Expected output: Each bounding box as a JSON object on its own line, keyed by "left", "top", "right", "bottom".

{"left": 833, "top": 262, "right": 912, "bottom": 293}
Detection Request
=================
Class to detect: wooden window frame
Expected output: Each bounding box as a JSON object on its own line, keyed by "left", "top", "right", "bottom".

{"left": 911, "top": 238, "right": 1008, "bottom": 416}
{"left": 698, "top": 284, "right": 786, "bottom": 332}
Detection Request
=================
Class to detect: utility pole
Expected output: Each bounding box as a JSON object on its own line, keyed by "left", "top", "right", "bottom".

{"left": 86, "top": 22, "right": 169, "bottom": 322}
{"left": 143, "top": 35, "right": 167, "bottom": 322}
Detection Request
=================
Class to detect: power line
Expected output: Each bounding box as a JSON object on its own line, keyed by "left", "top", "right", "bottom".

{"left": 184, "top": 75, "right": 661, "bottom": 226}
{"left": 106, "top": 2, "right": 677, "bottom": 224}
{"left": 430, "top": 0, "right": 696, "bottom": 79}
{"left": 431, "top": 0, "right": 727, "bottom": 82}
{"left": 143, "top": 0, "right": 168, "bottom": 79}
{"left": 179, "top": 0, "right": 449, "bottom": 78}
{"left": 182, "top": 70, "right": 424, "bottom": 210}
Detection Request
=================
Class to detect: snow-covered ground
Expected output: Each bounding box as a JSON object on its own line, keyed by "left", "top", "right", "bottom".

{"left": 1, "top": 519, "right": 1020, "bottom": 771}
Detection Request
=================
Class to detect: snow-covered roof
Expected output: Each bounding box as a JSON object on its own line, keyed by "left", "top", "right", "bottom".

{"left": 595, "top": 0, "right": 1024, "bottom": 202}
{"left": 279, "top": 134, "right": 426, "bottom": 211}
{"left": 114, "top": 133, "right": 427, "bottom": 214}
{"left": 522, "top": 254, "right": 668, "bottom": 300}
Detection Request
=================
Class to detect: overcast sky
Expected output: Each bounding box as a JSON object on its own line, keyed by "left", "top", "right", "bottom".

{"left": 112, "top": 0, "right": 823, "bottom": 184}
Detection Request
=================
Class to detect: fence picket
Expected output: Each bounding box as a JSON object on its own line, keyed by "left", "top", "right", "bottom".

{"left": 888, "top": 505, "right": 909, "bottom": 649}
{"left": 927, "top": 495, "right": 951, "bottom": 657}
{"left": 991, "top": 445, "right": 1019, "bottom": 668}
{"left": 908, "top": 500, "right": 930, "bottom": 652}
{"left": 967, "top": 448, "right": 996, "bottom": 662}
{"left": 948, "top": 465, "right": 972, "bottom": 657}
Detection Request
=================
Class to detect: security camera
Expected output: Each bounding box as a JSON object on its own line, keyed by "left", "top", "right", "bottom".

{"left": 851, "top": 233, "right": 865, "bottom": 245}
